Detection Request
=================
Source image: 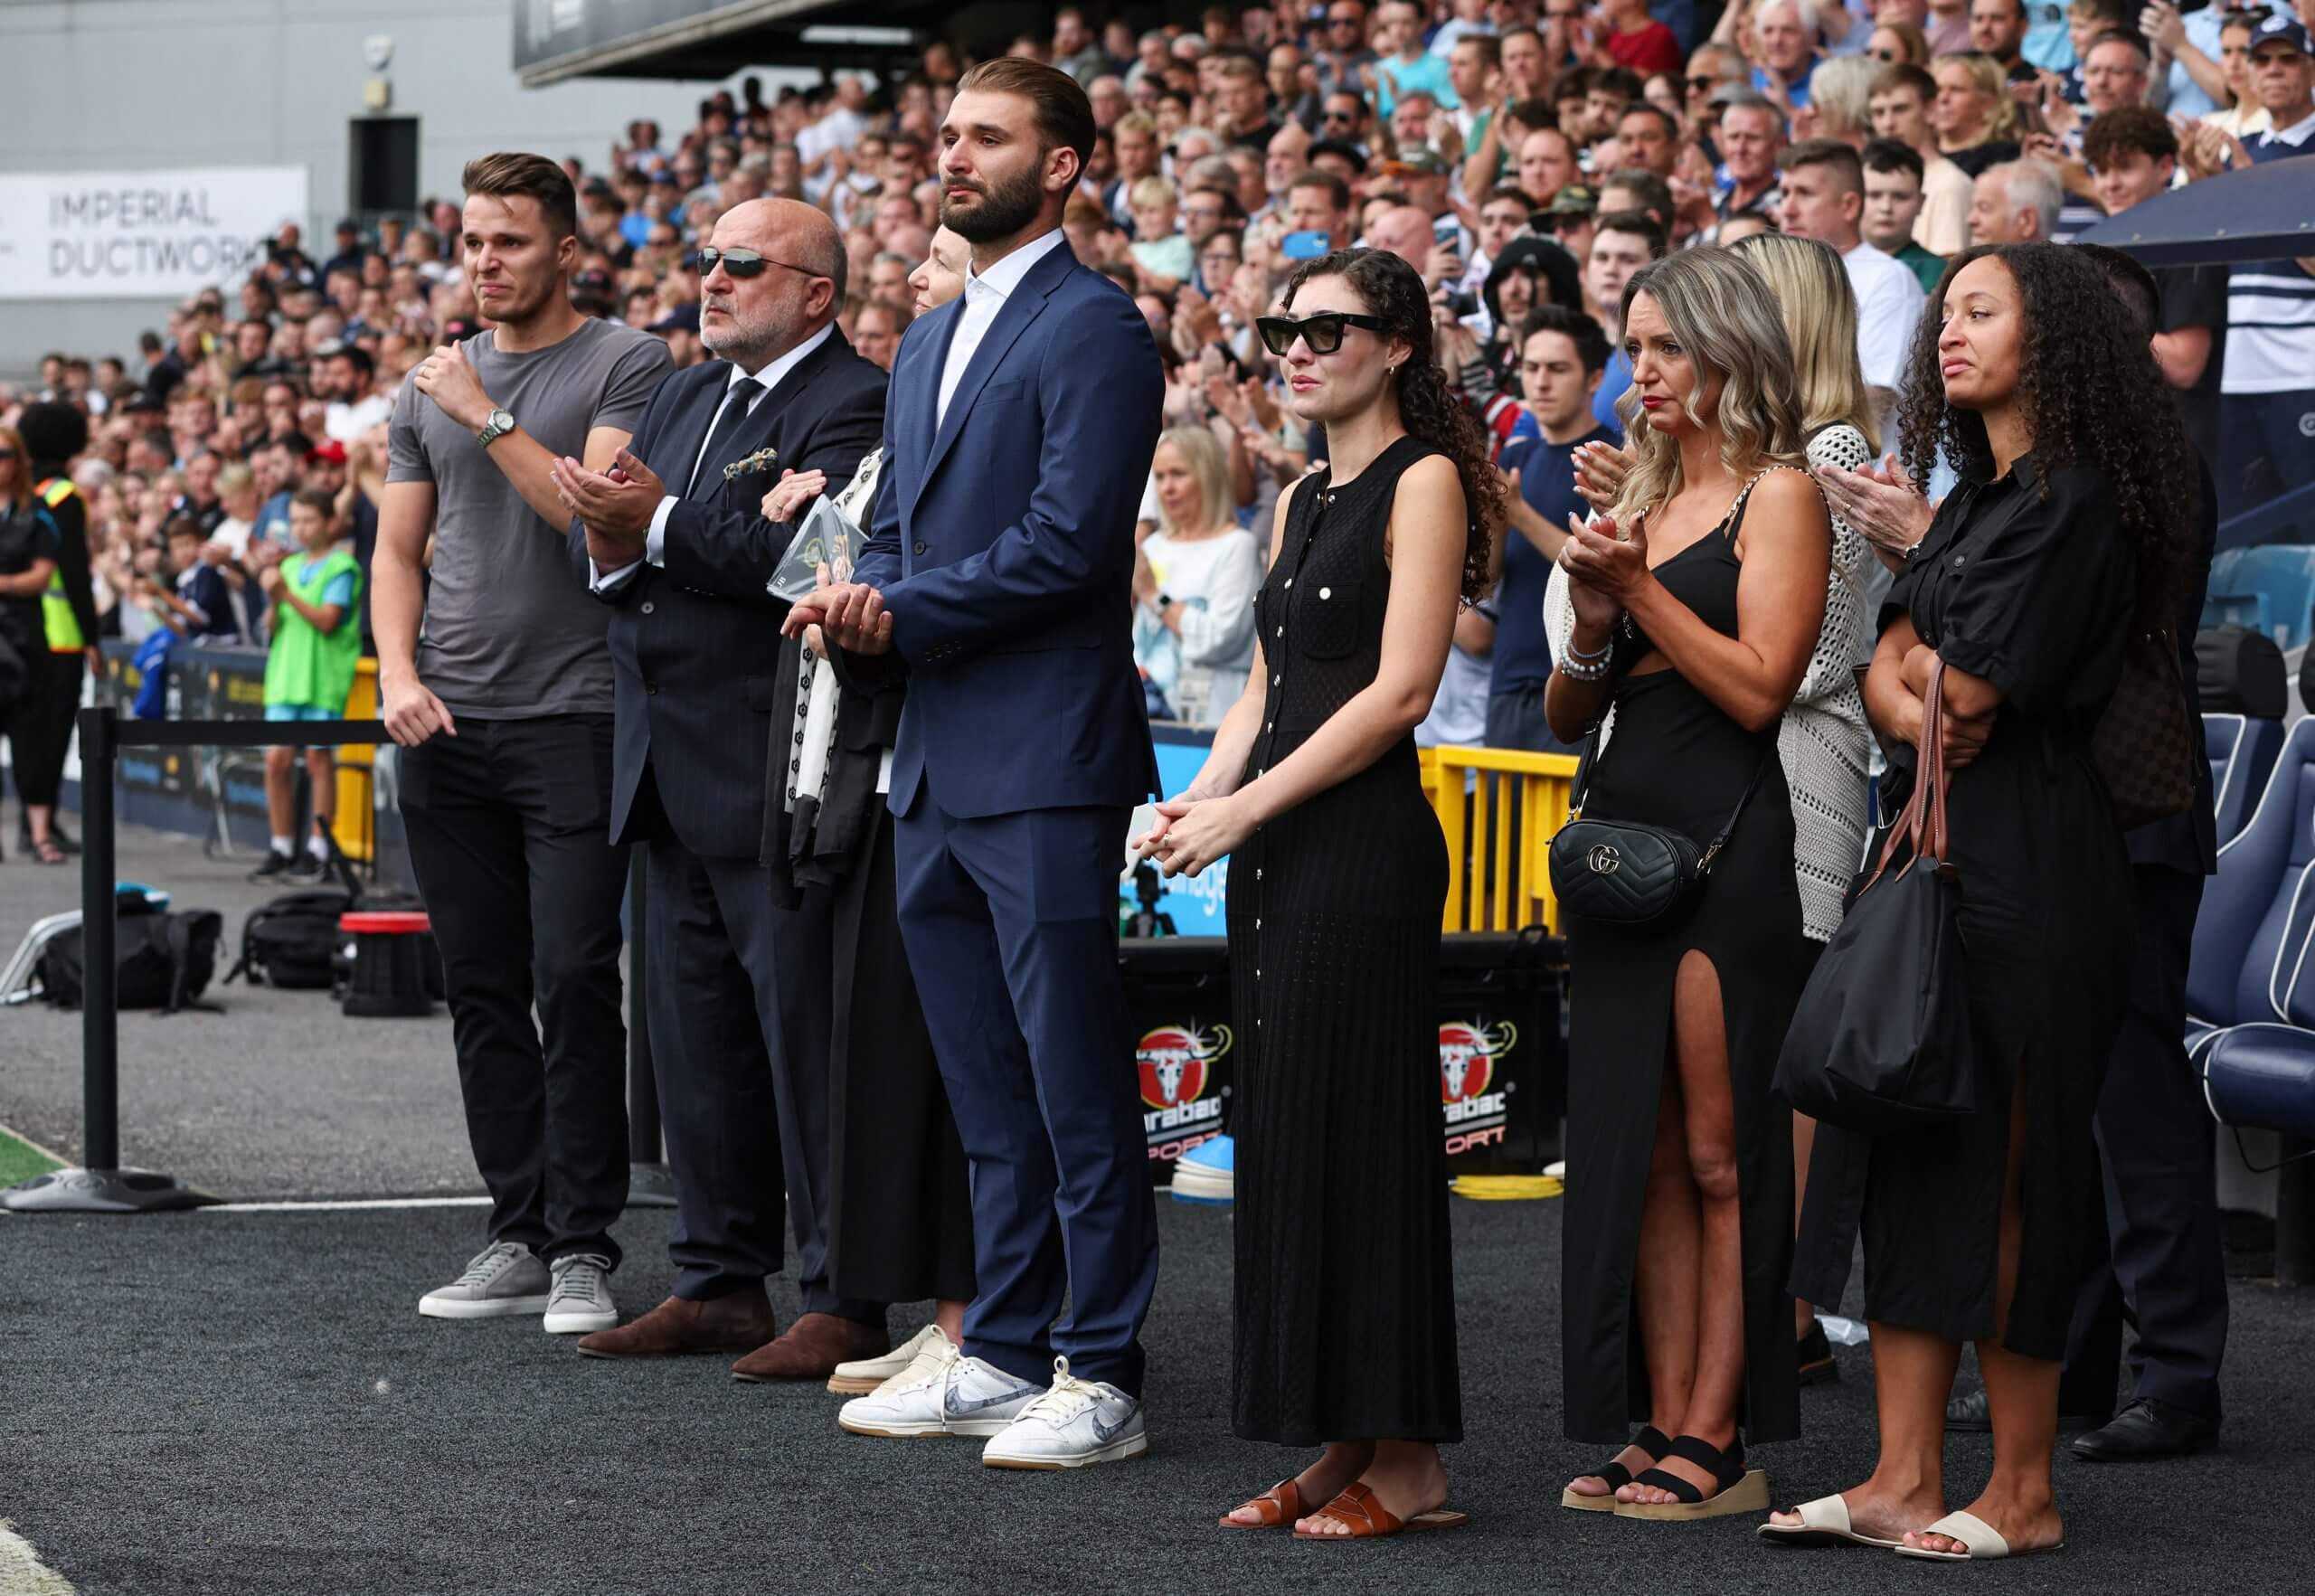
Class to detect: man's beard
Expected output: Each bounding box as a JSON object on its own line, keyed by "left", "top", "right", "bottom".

{"left": 940, "top": 164, "right": 1045, "bottom": 243}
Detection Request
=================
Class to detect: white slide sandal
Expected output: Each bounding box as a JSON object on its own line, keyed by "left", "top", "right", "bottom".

{"left": 1756, "top": 1494, "right": 1903, "bottom": 1549}
{"left": 1892, "top": 1509, "right": 2065, "bottom": 1562}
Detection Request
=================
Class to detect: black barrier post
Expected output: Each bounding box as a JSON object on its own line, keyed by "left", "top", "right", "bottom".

{"left": 3, "top": 706, "right": 214, "bottom": 1212}
{"left": 625, "top": 849, "right": 676, "bottom": 1207}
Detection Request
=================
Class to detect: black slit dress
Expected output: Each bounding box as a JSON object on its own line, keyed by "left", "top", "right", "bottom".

{"left": 1560, "top": 476, "right": 1813, "bottom": 1447}
{"left": 1791, "top": 455, "right": 2135, "bottom": 1353}
{"left": 1228, "top": 436, "right": 1461, "bottom": 1447}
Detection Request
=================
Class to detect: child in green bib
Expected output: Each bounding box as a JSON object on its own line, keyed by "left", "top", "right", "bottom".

{"left": 252, "top": 489, "right": 364, "bottom": 882}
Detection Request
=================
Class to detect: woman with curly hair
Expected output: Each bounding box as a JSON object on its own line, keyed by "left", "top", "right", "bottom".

{"left": 1771, "top": 243, "right": 2194, "bottom": 1562}
{"left": 1546, "top": 246, "right": 1834, "bottom": 1519}
{"left": 1140, "top": 246, "right": 1500, "bottom": 1541}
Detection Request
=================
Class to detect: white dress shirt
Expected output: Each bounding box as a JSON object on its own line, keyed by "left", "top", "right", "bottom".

{"left": 1842, "top": 240, "right": 1928, "bottom": 392}
{"left": 937, "top": 228, "right": 1068, "bottom": 429}
{"left": 591, "top": 323, "right": 835, "bottom": 591}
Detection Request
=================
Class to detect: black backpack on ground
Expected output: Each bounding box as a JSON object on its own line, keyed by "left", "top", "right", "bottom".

{"left": 225, "top": 888, "right": 354, "bottom": 990}
{"left": 37, "top": 902, "right": 225, "bottom": 1013}
{"left": 2197, "top": 626, "right": 2288, "bottom": 720}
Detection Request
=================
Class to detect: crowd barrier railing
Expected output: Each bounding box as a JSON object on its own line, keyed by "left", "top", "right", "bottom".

{"left": 1427, "top": 745, "right": 1582, "bottom": 935}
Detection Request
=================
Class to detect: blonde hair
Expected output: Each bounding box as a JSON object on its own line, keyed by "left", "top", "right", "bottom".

{"left": 1936, "top": 55, "right": 2019, "bottom": 145}
{"left": 1611, "top": 248, "right": 1807, "bottom": 520}
{"left": 1130, "top": 175, "right": 1178, "bottom": 210}
{"left": 1808, "top": 54, "right": 1881, "bottom": 143}
{"left": 1153, "top": 426, "right": 1233, "bottom": 536}
{"left": 1726, "top": 232, "right": 1879, "bottom": 454}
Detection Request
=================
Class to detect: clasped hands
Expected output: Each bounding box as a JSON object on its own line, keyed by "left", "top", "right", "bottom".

{"left": 1558, "top": 507, "right": 1651, "bottom": 634}
{"left": 551, "top": 448, "right": 666, "bottom": 571}
{"left": 782, "top": 567, "right": 893, "bottom": 654}
{"left": 1901, "top": 643, "right": 1994, "bottom": 769}
{"left": 1132, "top": 787, "right": 1253, "bottom": 880}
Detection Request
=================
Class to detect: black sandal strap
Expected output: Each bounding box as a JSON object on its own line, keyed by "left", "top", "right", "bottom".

{"left": 1589, "top": 1425, "right": 1676, "bottom": 1491}
{"left": 1658, "top": 1434, "right": 1744, "bottom": 1496}
{"left": 1628, "top": 1466, "right": 1704, "bottom": 1505}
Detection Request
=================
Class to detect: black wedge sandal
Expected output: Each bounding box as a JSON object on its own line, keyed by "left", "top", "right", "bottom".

{"left": 1560, "top": 1424, "right": 1671, "bottom": 1512}
{"left": 1611, "top": 1434, "right": 1770, "bottom": 1521}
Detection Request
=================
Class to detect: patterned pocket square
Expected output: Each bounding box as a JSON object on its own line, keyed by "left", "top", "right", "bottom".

{"left": 723, "top": 446, "right": 779, "bottom": 483}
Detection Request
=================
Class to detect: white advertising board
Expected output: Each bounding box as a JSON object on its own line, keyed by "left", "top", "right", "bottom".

{"left": 0, "top": 167, "right": 310, "bottom": 300}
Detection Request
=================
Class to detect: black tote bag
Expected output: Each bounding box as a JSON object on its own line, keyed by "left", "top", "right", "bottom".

{"left": 1776, "top": 659, "right": 1978, "bottom": 1135}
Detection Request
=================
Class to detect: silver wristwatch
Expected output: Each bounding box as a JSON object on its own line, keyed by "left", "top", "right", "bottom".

{"left": 475, "top": 407, "right": 516, "bottom": 448}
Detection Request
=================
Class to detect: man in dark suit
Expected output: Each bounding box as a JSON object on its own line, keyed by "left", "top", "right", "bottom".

{"left": 794, "top": 61, "right": 1165, "bottom": 1469}
{"left": 548, "top": 198, "right": 891, "bottom": 1378}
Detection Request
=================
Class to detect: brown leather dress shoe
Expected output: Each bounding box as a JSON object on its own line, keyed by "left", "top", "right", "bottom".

{"left": 731, "top": 1312, "right": 890, "bottom": 1383}
{"left": 575, "top": 1289, "right": 777, "bottom": 1359}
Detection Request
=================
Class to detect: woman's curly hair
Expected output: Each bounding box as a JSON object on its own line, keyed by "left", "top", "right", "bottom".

{"left": 1895, "top": 243, "right": 2197, "bottom": 628}
{"left": 1282, "top": 247, "right": 1505, "bottom": 602}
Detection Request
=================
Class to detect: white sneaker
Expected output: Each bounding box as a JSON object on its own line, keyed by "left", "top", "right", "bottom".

{"left": 418, "top": 1242, "right": 550, "bottom": 1319}
{"left": 542, "top": 1253, "right": 618, "bottom": 1334}
{"left": 981, "top": 1356, "right": 1148, "bottom": 1470}
{"left": 838, "top": 1346, "right": 1039, "bottom": 1440}
{"left": 829, "top": 1320, "right": 947, "bottom": 1394}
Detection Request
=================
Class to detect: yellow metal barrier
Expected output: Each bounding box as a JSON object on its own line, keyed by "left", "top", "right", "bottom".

{"left": 1428, "top": 744, "right": 1581, "bottom": 934}
{"left": 329, "top": 659, "right": 380, "bottom": 864}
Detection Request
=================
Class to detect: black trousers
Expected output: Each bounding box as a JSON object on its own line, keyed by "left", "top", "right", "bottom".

{"left": 2064, "top": 864, "right": 2228, "bottom": 1423}
{"left": 644, "top": 823, "right": 876, "bottom": 1318}
{"left": 7, "top": 649, "right": 81, "bottom": 807}
{"left": 399, "top": 715, "right": 630, "bottom": 1268}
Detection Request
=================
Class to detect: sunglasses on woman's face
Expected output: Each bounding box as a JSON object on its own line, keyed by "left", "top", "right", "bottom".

{"left": 1871, "top": 46, "right": 1900, "bottom": 61}
{"left": 1256, "top": 311, "right": 1389, "bottom": 356}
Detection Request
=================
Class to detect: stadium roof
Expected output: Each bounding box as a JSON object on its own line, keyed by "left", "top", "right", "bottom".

{"left": 514, "top": 0, "right": 971, "bottom": 87}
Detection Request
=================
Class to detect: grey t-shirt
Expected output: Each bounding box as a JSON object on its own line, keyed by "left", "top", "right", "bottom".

{"left": 387, "top": 316, "right": 671, "bottom": 719}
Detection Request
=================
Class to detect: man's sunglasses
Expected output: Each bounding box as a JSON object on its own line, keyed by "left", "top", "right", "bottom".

{"left": 1686, "top": 74, "right": 1720, "bottom": 90}
{"left": 684, "top": 247, "right": 828, "bottom": 280}
{"left": 1256, "top": 311, "right": 1389, "bottom": 355}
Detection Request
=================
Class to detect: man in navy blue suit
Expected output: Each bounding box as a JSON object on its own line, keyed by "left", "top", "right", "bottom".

{"left": 791, "top": 59, "right": 1166, "bottom": 1470}
{"left": 548, "top": 199, "right": 893, "bottom": 1380}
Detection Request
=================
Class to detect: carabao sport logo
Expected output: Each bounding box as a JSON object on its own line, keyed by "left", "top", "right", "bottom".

{"left": 1441, "top": 1019, "right": 1517, "bottom": 1157}
{"left": 1138, "top": 1024, "right": 1231, "bottom": 1164}
{"left": 1138, "top": 1024, "right": 1230, "bottom": 1108}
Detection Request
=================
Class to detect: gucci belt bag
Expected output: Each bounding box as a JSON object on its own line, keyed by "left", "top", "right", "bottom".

{"left": 1547, "top": 732, "right": 1770, "bottom": 929}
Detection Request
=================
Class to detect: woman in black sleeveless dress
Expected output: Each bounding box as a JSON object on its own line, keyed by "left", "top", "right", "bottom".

{"left": 1141, "top": 249, "right": 1504, "bottom": 1541}
{"left": 1545, "top": 249, "right": 1834, "bottom": 1518}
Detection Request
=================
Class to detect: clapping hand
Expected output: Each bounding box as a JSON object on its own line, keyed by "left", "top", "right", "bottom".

{"left": 1560, "top": 507, "right": 1650, "bottom": 604}
{"left": 552, "top": 448, "right": 665, "bottom": 543}
{"left": 1817, "top": 452, "right": 1934, "bottom": 565}
{"left": 761, "top": 467, "right": 829, "bottom": 525}
{"left": 1572, "top": 440, "right": 1630, "bottom": 512}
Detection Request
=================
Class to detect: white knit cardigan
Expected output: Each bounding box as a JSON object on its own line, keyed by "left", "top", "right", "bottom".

{"left": 1545, "top": 435, "right": 1875, "bottom": 942}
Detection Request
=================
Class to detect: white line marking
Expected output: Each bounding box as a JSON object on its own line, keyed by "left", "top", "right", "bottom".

{"left": 205, "top": 1196, "right": 494, "bottom": 1212}
{"left": 0, "top": 1519, "right": 77, "bottom": 1595}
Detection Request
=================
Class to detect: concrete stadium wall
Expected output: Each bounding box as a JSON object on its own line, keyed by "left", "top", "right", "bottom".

{"left": 0, "top": 0, "right": 755, "bottom": 370}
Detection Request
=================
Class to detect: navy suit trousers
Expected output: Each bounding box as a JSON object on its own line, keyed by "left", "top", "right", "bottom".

{"left": 892, "top": 789, "right": 1158, "bottom": 1396}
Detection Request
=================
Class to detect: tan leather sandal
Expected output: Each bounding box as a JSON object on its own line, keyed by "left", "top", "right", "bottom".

{"left": 1292, "top": 1482, "right": 1469, "bottom": 1541}
{"left": 1219, "top": 1478, "right": 1307, "bottom": 1530}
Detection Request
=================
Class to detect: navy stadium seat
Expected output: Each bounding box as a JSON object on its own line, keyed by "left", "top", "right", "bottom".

{"left": 2206, "top": 713, "right": 2286, "bottom": 845}
{"left": 2185, "top": 717, "right": 2315, "bottom": 1051}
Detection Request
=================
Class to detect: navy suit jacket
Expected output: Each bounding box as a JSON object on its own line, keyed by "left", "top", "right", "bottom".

{"left": 850, "top": 238, "right": 1163, "bottom": 820}
{"left": 574, "top": 332, "right": 887, "bottom": 859}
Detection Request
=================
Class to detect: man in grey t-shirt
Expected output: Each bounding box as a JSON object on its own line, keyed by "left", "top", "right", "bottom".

{"left": 376, "top": 153, "right": 672, "bottom": 1335}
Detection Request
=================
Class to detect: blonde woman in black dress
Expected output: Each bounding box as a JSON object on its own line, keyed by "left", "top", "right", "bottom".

{"left": 1140, "top": 247, "right": 1505, "bottom": 1542}
{"left": 1547, "top": 247, "right": 1831, "bottom": 1517}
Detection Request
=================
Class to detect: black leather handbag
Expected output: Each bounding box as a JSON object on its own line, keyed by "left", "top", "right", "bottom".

{"left": 1775, "top": 659, "right": 1979, "bottom": 1135}
{"left": 1547, "top": 727, "right": 1769, "bottom": 930}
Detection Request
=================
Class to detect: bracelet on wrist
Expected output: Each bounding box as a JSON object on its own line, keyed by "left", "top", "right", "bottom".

{"left": 1557, "top": 652, "right": 1612, "bottom": 683}
{"left": 1564, "top": 632, "right": 1612, "bottom": 664}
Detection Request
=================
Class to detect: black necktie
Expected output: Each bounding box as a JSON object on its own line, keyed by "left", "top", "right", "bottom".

{"left": 687, "top": 375, "right": 763, "bottom": 494}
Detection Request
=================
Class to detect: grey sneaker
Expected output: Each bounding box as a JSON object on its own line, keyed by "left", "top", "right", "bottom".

{"left": 543, "top": 1253, "right": 618, "bottom": 1334}
{"left": 418, "top": 1242, "right": 551, "bottom": 1320}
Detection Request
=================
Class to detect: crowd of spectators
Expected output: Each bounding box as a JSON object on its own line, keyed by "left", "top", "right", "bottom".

{"left": 1, "top": 0, "right": 2306, "bottom": 734}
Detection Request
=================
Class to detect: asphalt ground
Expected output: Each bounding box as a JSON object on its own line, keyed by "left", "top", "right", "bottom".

{"left": 5, "top": 1198, "right": 2314, "bottom": 1596}
{"left": 5, "top": 820, "right": 2314, "bottom": 1593}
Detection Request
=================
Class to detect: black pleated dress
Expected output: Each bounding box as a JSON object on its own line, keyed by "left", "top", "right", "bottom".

{"left": 1791, "top": 456, "right": 2135, "bottom": 1355}
{"left": 1228, "top": 435, "right": 1460, "bottom": 1447}
{"left": 1560, "top": 474, "right": 1812, "bottom": 1448}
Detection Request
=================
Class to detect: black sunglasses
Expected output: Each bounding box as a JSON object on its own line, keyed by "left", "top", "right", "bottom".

{"left": 685, "top": 247, "right": 828, "bottom": 280}
{"left": 1256, "top": 311, "right": 1389, "bottom": 355}
{"left": 1686, "top": 74, "right": 1719, "bottom": 90}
